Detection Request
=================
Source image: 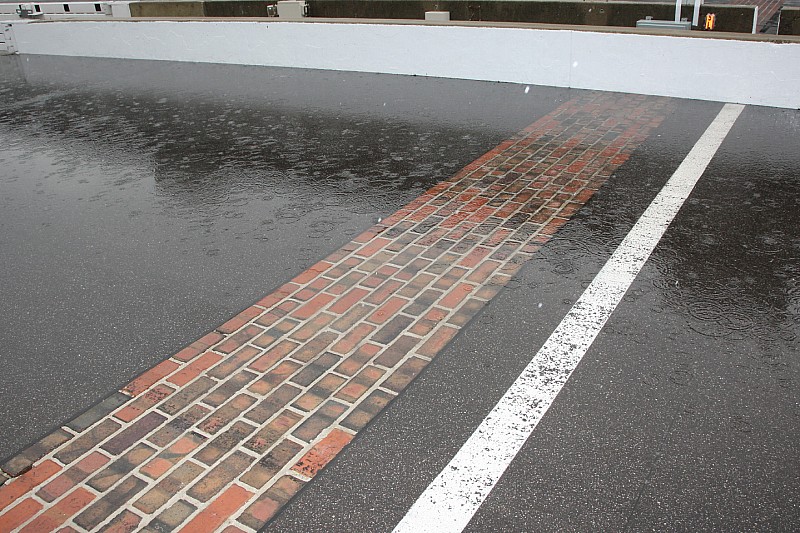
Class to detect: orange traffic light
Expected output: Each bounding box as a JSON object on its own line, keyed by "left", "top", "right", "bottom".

{"left": 704, "top": 13, "right": 716, "bottom": 30}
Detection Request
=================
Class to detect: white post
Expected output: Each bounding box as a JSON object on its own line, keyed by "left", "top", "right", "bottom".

{"left": 675, "top": 0, "right": 682, "bottom": 22}
{"left": 692, "top": 0, "right": 703, "bottom": 26}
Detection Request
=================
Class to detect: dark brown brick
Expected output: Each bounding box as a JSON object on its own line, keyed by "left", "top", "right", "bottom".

{"left": 403, "top": 288, "right": 444, "bottom": 316}
{"left": 74, "top": 476, "right": 148, "bottom": 530}
{"left": 66, "top": 393, "right": 130, "bottom": 433}
{"left": 148, "top": 404, "right": 209, "bottom": 447}
{"left": 293, "top": 374, "right": 347, "bottom": 412}
{"left": 1, "top": 428, "right": 73, "bottom": 477}
{"left": 329, "top": 323, "right": 375, "bottom": 355}
{"left": 55, "top": 419, "right": 121, "bottom": 465}
{"left": 334, "top": 343, "right": 381, "bottom": 376}
{"left": 335, "top": 366, "right": 385, "bottom": 403}
{"left": 374, "top": 335, "right": 420, "bottom": 368}
{"left": 290, "top": 352, "right": 341, "bottom": 387}
{"left": 187, "top": 451, "right": 254, "bottom": 502}
{"left": 245, "top": 384, "right": 302, "bottom": 425}
{"left": 215, "top": 325, "right": 264, "bottom": 355}
{"left": 203, "top": 370, "right": 257, "bottom": 407}
{"left": 208, "top": 345, "right": 261, "bottom": 379}
{"left": 382, "top": 357, "right": 430, "bottom": 393}
{"left": 158, "top": 376, "right": 216, "bottom": 416}
{"left": 88, "top": 443, "right": 156, "bottom": 491}
{"left": 248, "top": 361, "right": 301, "bottom": 396}
{"left": 291, "top": 401, "right": 348, "bottom": 443}
{"left": 198, "top": 394, "right": 257, "bottom": 435}
{"left": 238, "top": 476, "right": 305, "bottom": 530}
{"left": 340, "top": 389, "right": 395, "bottom": 431}
{"left": 134, "top": 462, "right": 204, "bottom": 514}
{"left": 240, "top": 440, "right": 304, "bottom": 490}
{"left": 244, "top": 410, "right": 303, "bottom": 454}
{"left": 148, "top": 500, "right": 196, "bottom": 532}
{"left": 287, "top": 313, "right": 335, "bottom": 342}
{"left": 195, "top": 421, "right": 257, "bottom": 465}
{"left": 330, "top": 304, "right": 373, "bottom": 333}
{"left": 102, "top": 509, "right": 141, "bottom": 533}
{"left": 363, "top": 279, "right": 404, "bottom": 307}
{"left": 447, "top": 297, "right": 486, "bottom": 327}
{"left": 101, "top": 412, "right": 166, "bottom": 456}
{"left": 290, "top": 331, "right": 339, "bottom": 363}
{"left": 141, "top": 432, "right": 206, "bottom": 479}
{"left": 372, "top": 315, "right": 414, "bottom": 345}
{"left": 249, "top": 339, "right": 299, "bottom": 372}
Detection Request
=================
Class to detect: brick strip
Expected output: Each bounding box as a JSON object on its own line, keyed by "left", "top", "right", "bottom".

{"left": 0, "top": 92, "right": 673, "bottom": 532}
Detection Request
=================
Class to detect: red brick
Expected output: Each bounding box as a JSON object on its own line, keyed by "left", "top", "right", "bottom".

{"left": 335, "top": 366, "right": 385, "bottom": 403}
{"left": 329, "top": 323, "right": 376, "bottom": 355}
{"left": 293, "top": 374, "right": 348, "bottom": 412}
{"left": 38, "top": 452, "right": 110, "bottom": 503}
{"left": 102, "top": 510, "right": 141, "bottom": 533}
{"left": 439, "top": 282, "right": 476, "bottom": 309}
{"left": 215, "top": 325, "right": 264, "bottom": 354}
{"left": 292, "top": 429, "right": 353, "bottom": 479}
{"left": 219, "top": 306, "right": 264, "bottom": 334}
{"left": 382, "top": 357, "right": 430, "bottom": 393}
{"left": 291, "top": 331, "right": 339, "bottom": 363}
{"left": 329, "top": 287, "right": 370, "bottom": 314}
{"left": 291, "top": 260, "right": 333, "bottom": 285}
{"left": 188, "top": 451, "right": 254, "bottom": 503}
{"left": 354, "top": 237, "right": 391, "bottom": 258}
{"left": 238, "top": 476, "right": 305, "bottom": 530}
{"left": 122, "top": 360, "right": 180, "bottom": 397}
{"left": 335, "top": 343, "right": 381, "bottom": 376}
{"left": 0, "top": 460, "right": 61, "bottom": 512}
{"left": 167, "top": 351, "right": 223, "bottom": 387}
{"left": 179, "top": 484, "right": 253, "bottom": 533}
{"left": 209, "top": 345, "right": 262, "bottom": 379}
{"left": 257, "top": 283, "right": 300, "bottom": 307}
{"left": 458, "top": 246, "right": 491, "bottom": 268}
{"left": 466, "top": 259, "right": 502, "bottom": 284}
{"left": 248, "top": 361, "right": 301, "bottom": 396}
{"left": 0, "top": 498, "right": 42, "bottom": 533}
{"left": 141, "top": 433, "right": 205, "bottom": 479}
{"left": 366, "top": 297, "right": 408, "bottom": 325}
{"left": 291, "top": 292, "right": 335, "bottom": 320}
{"left": 249, "top": 339, "right": 299, "bottom": 372}
{"left": 20, "top": 487, "right": 95, "bottom": 533}
{"left": 417, "top": 326, "right": 460, "bottom": 358}
{"left": 114, "top": 384, "right": 175, "bottom": 422}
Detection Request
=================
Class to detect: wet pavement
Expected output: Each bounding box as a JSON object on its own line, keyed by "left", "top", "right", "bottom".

{"left": 0, "top": 54, "right": 798, "bottom": 532}
{"left": 266, "top": 103, "right": 800, "bottom": 531}
{"left": 0, "top": 54, "right": 563, "bottom": 460}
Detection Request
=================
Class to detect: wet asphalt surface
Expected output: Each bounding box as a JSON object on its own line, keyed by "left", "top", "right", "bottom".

{"left": 264, "top": 103, "right": 800, "bottom": 531}
{"left": 1, "top": 55, "right": 799, "bottom": 531}
{"left": 0, "top": 54, "right": 566, "bottom": 461}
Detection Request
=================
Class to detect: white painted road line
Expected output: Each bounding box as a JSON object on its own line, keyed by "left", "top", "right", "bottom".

{"left": 393, "top": 103, "right": 744, "bottom": 533}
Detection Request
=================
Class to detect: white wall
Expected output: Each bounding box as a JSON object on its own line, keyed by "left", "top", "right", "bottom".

{"left": 7, "top": 20, "right": 800, "bottom": 109}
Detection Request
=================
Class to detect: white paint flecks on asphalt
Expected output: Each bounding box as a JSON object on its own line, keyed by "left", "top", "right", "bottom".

{"left": 393, "top": 103, "right": 744, "bottom": 533}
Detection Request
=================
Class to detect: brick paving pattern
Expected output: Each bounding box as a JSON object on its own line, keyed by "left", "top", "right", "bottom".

{"left": 0, "top": 91, "right": 674, "bottom": 532}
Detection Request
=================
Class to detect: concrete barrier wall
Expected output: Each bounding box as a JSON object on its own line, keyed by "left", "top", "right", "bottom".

{"left": 8, "top": 20, "right": 800, "bottom": 108}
